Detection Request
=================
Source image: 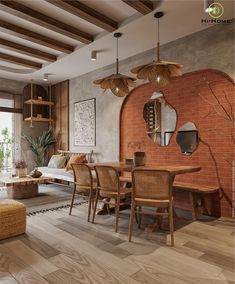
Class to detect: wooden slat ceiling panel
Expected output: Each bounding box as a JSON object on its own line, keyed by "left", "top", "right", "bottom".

{"left": 0, "top": 0, "right": 93, "bottom": 43}
{"left": 121, "top": 0, "right": 153, "bottom": 15}
{"left": 0, "top": 38, "right": 57, "bottom": 62}
{"left": 0, "top": 52, "right": 42, "bottom": 69}
{"left": 0, "top": 0, "right": 154, "bottom": 71}
{"left": 0, "top": 20, "right": 74, "bottom": 54}
{"left": 45, "top": 0, "right": 118, "bottom": 32}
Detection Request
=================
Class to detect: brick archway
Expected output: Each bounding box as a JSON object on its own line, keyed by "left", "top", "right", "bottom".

{"left": 120, "top": 69, "right": 234, "bottom": 217}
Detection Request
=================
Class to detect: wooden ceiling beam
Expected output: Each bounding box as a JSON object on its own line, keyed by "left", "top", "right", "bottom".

{"left": 46, "top": 0, "right": 118, "bottom": 32}
{"left": 0, "top": 20, "right": 74, "bottom": 54}
{"left": 0, "top": 38, "right": 57, "bottom": 62}
{"left": 0, "top": 0, "right": 93, "bottom": 44}
{"left": 0, "top": 52, "right": 42, "bottom": 69}
{"left": 121, "top": 0, "right": 153, "bottom": 15}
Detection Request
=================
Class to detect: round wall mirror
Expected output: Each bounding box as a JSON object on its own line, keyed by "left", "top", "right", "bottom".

{"left": 176, "top": 122, "right": 199, "bottom": 155}
{"left": 143, "top": 92, "right": 177, "bottom": 146}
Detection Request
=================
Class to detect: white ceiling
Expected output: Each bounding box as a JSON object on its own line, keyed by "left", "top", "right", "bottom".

{"left": 0, "top": 0, "right": 234, "bottom": 84}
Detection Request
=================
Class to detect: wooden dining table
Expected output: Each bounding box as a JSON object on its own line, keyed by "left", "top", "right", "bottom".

{"left": 87, "top": 162, "right": 201, "bottom": 177}
{"left": 87, "top": 162, "right": 202, "bottom": 230}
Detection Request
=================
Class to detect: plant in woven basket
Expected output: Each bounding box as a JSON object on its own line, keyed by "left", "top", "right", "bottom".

{"left": 15, "top": 160, "right": 27, "bottom": 178}
{"left": 22, "top": 128, "right": 56, "bottom": 166}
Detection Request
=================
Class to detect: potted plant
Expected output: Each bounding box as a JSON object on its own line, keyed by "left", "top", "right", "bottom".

{"left": 22, "top": 128, "right": 56, "bottom": 167}
{"left": 15, "top": 160, "right": 27, "bottom": 177}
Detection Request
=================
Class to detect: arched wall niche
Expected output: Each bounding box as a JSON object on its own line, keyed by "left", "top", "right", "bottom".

{"left": 120, "top": 69, "right": 234, "bottom": 218}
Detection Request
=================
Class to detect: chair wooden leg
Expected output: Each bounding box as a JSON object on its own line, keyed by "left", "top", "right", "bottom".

{"left": 107, "top": 198, "right": 111, "bottom": 215}
{"left": 169, "top": 202, "right": 174, "bottom": 246}
{"left": 87, "top": 190, "right": 92, "bottom": 222}
{"left": 115, "top": 197, "right": 120, "bottom": 233}
{"left": 138, "top": 206, "right": 142, "bottom": 229}
{"left": 92, "top": 191, "right": 99, "bottom": 224}
{"left": 128, "top": 204, "right": 135, "bottom": 242}
{"left": 157, "top": 207, "right": 164, "bottom": 229}
{"left": 91, "top": 197, "right": 95, "bottom": 210}
{"left": 69, "top": 184, "right": 76, "bottom": 215}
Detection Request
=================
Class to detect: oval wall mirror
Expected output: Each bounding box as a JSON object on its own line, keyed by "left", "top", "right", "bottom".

{"left": 176, "top": 122, "right": 199, "bottom": 155}
{"left": 143, "top": 92, "right": 177, "bottom": 146}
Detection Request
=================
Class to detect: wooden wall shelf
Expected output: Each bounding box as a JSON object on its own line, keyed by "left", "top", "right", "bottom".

{"left": 24, "top": 99, "right": 54, "bottom": 106}
{"left": 23, "top": 83, "right": 53, "bottom": 127}
{"left": 24, "top": 117, "right": 53, "bottom": 122}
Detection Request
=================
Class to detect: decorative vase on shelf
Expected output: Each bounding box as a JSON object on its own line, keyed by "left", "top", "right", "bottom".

{"left": 15, "top": 160, "right": 27, "bottom": 178}
{"left": 29, "top": 168, "right": 42, "bottom": 178}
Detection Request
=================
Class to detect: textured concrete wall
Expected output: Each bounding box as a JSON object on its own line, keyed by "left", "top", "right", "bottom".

{"left": 0, "top": 78, "right": 48, "bottom": 171}
{"left": 70, "top": 23, "right": 234, "bottom": 162}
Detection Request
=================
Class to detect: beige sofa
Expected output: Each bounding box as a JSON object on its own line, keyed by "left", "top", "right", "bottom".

{"left": 38, "top": 150, "right": 93, "bottom": 184}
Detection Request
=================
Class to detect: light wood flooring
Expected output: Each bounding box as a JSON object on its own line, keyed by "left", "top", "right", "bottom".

{"left": 0, "top": 204, "right": 234, "bottom": 284}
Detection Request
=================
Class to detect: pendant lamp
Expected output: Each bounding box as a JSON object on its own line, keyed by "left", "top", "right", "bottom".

{"left": 131, "top": 12, "right": 183, "bottom": 88}
{"left": 93, "top": 33, "right": 136, "bottom": 97}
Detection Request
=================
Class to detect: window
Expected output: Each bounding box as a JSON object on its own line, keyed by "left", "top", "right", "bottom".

{"left": 0, "top": 93, "right": 22, "bottom": 172}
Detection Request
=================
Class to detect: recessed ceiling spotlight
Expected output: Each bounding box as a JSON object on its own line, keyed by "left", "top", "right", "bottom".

{"left": 91, "top": 51, "right": 97, "bottom": 61}
{"left": 43, "top": 73, "right": 49, "bottom": 81}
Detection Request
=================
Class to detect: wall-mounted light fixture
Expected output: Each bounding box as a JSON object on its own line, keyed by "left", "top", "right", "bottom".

{"left": 91, "top": 51, "right": 97, "bottom": 61}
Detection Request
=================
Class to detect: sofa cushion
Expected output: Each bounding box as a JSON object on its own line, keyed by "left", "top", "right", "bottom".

{"left": 48, "top": 155, "right": 66, "bottom": 169}
{"left": 66, "top": 154, "right": 87, "bottom": 171}
{"left": 38, "top": 167, "right": 74, "bottom": 182}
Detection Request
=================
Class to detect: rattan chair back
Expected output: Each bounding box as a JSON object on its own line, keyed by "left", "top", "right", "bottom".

{"left": 94, "top": 166, "right": 120, "bottom": 192}
{"left": 132, "top": 169, "right": 172, "bottom": 200}
{"left": 71, "top": 163, "right": 93, "bottom": 188}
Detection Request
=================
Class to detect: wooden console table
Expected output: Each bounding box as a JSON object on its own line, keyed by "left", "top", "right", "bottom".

{"left": 0, "top": 176, "right": 52, "bottom": 199}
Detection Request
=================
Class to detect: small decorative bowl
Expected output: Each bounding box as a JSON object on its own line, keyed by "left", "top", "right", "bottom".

{"left": 29, "top": 168, "right": 42, "bottom": 178}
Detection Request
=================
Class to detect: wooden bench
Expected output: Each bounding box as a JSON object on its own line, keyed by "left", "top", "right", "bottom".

{"left": 119, "top": 177, "right": 219, "bottom": 220}
{"left": 173, "top": 182, "right": 219, "bottom": 220}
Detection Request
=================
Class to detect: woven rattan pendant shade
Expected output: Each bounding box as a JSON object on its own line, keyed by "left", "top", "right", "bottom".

{"left": 131, "top": 12, "right": 183, "bottom": 88}
{"left": 93, "top": 33, "right": 136, "bottom": 97}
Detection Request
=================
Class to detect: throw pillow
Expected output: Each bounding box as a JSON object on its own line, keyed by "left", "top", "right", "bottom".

{"left": 66, "top": 154, "right": 87, "bottom": 171}
{"left": 48, "top": 155, "right": 67, "bottom": 168}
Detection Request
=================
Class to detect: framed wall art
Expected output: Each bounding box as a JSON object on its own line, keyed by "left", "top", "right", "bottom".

{"left": 74, "top": 98, "right": 96, "bottom": 146}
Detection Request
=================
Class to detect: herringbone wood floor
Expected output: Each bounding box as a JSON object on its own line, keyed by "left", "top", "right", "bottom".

{"left": 0, "top": 205, "right": 234, "bottom": 283}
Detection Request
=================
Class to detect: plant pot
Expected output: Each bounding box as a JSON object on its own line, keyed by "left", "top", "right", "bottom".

{"left": 133, "top": 152, "right": 146, "bottom": 166}
{"left": 16, "top": 168, "right": 27, "bottom": 178}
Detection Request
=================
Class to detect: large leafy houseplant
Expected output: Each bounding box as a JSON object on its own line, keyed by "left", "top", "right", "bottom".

{"left": 22, "top": 128, "right": 56, "bottom": 166}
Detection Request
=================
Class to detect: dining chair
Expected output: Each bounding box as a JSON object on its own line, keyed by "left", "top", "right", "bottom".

{"left": 70, "top": 163, "right": 96, "bottom": 222}
{"left": 92, "top": 165, "right": 132, "bottom": 232}
{"left": 128, "top": 169, "right": 174, "bottom": 246}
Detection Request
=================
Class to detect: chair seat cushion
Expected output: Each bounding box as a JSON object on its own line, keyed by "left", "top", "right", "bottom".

{"left": 135, "top": 197, "right": 170, "bottom": 207}
{"left": 99, "top": 187, "right": 132, "bottom": 198}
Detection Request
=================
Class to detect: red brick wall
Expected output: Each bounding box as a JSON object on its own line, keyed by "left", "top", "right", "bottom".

{"left": 120, "top": 69, "right": 234, "bottom": 218}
